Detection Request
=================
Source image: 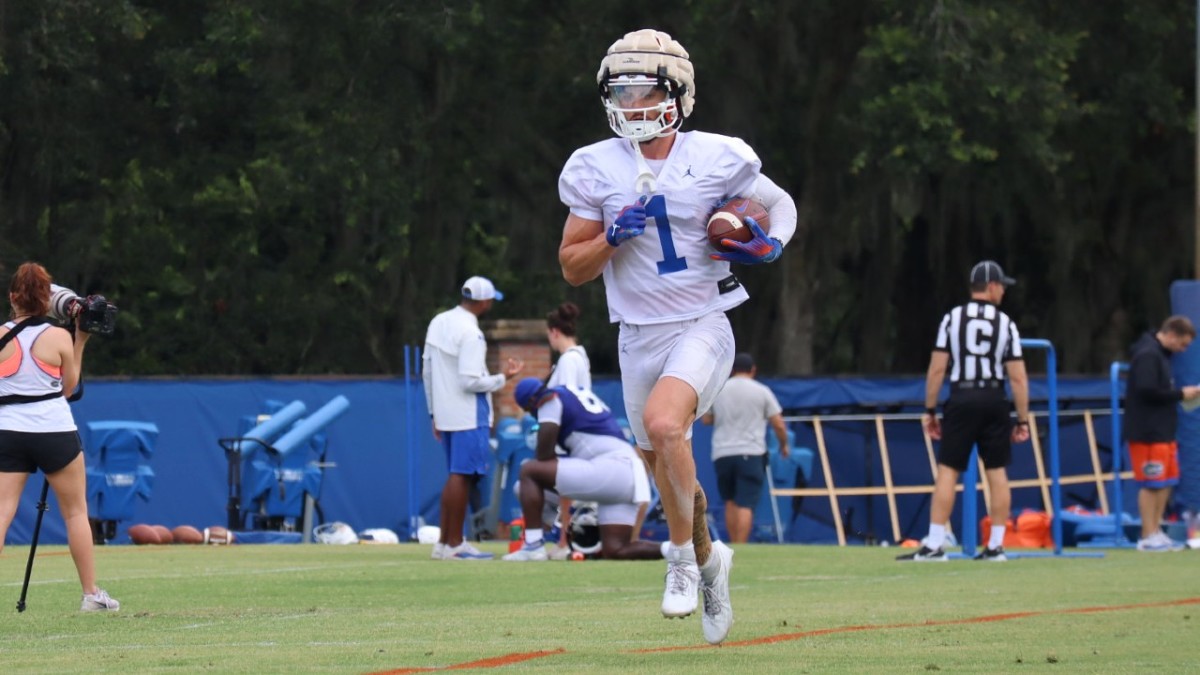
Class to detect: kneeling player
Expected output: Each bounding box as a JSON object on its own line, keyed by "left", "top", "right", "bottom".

{"left": 503, "top": 378, "right": 662, "bottom": 561}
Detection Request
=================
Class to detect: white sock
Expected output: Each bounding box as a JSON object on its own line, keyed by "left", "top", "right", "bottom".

{"left": 988, "top": 525, "right": 1006, "bottom": 550}
{"left": 926, "top": 523, "right": 947, "bottom": 550}
{"left": 666, "top": 540, "right": 696, "bottom": 564}
{"left": 524, "top": 529, "right": 543, "bottom": 545}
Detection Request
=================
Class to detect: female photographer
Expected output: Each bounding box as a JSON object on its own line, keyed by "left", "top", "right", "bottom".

{"left": 0, "top": 262, "right": 118, "bottom": 611}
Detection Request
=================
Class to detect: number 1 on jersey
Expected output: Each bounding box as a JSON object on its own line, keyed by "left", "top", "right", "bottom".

{"left": 644, "top": 195, "right": 687, "bottom": 275}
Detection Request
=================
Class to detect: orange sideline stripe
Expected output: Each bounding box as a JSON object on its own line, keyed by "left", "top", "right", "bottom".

{"left": 631, "top": 597, "right": 1200, "bottom": 653}
{"left": 368, "top": 648, "right": 566, "bottom": 674}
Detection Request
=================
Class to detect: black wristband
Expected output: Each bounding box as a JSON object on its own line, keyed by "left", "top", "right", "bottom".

{"left": 925, "top": 407, "right": 937, "bottom": 416}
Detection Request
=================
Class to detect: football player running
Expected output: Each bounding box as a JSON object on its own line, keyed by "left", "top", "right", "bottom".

{"left": 557, "top": 29, "right": 797, "bottom": 644}
{"left": 503, "top": 378, "right": 662, "bottom": 562}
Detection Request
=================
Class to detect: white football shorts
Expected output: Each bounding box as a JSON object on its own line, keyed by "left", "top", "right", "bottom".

{"left": 617, "top": 311, "right": 736, "bottom": 452}
{"left": 555, "top": 453, "right": 647, "bottom": 526}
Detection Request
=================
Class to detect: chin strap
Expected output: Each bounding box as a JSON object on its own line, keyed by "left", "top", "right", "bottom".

{"left": 630, "top": 140, "right": 657, "bottom": 195}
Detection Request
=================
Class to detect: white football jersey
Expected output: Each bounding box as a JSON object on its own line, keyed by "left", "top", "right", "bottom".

{"left": 559, "top": 131, "right": 761, "bottom": 325}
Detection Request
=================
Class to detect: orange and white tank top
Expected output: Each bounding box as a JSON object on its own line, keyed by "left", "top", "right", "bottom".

{"left": 0, "top": 321, "right": 76, "bottom": 432}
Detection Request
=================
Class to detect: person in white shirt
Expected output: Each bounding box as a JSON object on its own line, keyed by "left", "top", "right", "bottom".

{"left": 701, "top": 353, "right": 789, "bottom": 544}
{"left": 542, "top": 301, "right": 590, "bottom": 558}
{"left": 0, "top": 262, "right": 119, "bottom": 612}
{"left": 557, "top": 28, "right": 797, "bottom": 645}
{"left": 422, "top": 276, "right": 523, "bottom": 560}
{"left": 545, "top": 302, "right": 591, "bottom": 391}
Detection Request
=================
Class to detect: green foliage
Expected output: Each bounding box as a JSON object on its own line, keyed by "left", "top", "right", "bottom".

{"left": 0, "top": 0, "right": 1194, "bottom": 374}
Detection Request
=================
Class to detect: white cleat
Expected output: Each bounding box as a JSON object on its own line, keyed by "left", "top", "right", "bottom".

{"left": 661, "top": 545, "right": 700, "bottom": 618}
{"left": 502, "top": 542, "right": 549, "bottom": 561}
{"left": 699, "top": 541, "right": 734, "bottom": 644}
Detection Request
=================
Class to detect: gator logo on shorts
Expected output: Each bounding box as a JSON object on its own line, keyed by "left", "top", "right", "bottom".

{"left": 1143, "top": 461, "right": 1166, "bottom": 479}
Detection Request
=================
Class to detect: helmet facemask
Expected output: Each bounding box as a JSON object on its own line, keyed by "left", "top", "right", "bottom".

{"left": 601, "top": 73, "right": 683, "bottom": 142}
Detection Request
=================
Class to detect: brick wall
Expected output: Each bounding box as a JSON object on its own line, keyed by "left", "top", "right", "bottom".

{"left": 482, "top": 319, "right": 550, "bottom": 420}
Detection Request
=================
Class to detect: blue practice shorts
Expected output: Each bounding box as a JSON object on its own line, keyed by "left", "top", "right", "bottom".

{"left": 441, "top": 427, "right": 491, "bottom": 476}
{"left": 714, "top": 454, "right": 766, "bottom": 509}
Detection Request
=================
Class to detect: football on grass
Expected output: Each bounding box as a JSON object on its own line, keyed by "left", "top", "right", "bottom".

{"left": 707, "top": 197, "right": 770, "bottom": 252}
{"left": 152, "top": 524, "right": 173, "bottom": 544}
{"left": 172, "top": 525, "right": 204, "bottom": 544}
{"left": 128, "top": 523, "right": 160, "bottom": 545}
{"left": 203, "top": 525, "right": 234, "bottom": 545}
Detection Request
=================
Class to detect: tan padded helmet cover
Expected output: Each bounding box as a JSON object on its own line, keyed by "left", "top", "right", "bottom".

{"left": 597, "top": 29, "right": 696, "bottom": 118}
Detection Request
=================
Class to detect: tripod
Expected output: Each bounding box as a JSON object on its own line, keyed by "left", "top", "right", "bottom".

{"left": 16, "top": 479, "right": 50, "bottom": 613}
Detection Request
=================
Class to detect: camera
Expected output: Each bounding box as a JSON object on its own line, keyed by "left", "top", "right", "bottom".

{"left": 48, "top": 284, "right": 119, "bottom": 336}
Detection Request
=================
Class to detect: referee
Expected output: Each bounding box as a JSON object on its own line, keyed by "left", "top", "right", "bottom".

{"left": 897, "top": 260, "right": 1031, "bottom": 562}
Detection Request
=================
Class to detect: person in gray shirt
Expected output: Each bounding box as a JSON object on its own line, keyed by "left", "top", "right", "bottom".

{"left": 700, "top": 353, "right": 789, "bottom": 543}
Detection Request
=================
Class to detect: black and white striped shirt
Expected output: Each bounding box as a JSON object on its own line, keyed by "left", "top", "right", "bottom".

{"left": 934, "top": 301, "right": 1022, "bottom": 385}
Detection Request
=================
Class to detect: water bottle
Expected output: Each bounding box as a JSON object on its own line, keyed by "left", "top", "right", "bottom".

{"left": 508, "top": 517, "right": 524, "bottom": 553}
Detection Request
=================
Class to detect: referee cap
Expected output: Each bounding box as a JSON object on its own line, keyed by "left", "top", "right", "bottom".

{"left": 970, "top": 260, "right": 1016, "bottom": 287}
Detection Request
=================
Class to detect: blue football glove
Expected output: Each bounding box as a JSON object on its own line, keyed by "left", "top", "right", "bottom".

{"left": 709, "top": 216, "right": 783, "bottom": 264}
{"left": 606, "top": 196, "right": 647, "bottom": 247}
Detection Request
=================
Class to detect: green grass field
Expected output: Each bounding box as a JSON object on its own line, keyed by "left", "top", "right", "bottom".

{"left": 0, "top": 542, "right": 1197, "bottom": 673}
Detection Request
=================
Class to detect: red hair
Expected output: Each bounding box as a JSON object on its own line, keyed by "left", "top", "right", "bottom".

{"left": 9, "top": 262, "right": 51, "bottom": 318}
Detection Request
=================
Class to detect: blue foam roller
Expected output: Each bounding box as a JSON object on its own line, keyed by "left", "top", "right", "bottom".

{"left": 240, "top": 400, "right": 307, "bottom": 452}
{"left": 274, "top": 395, "right": 350, "bottom": 456}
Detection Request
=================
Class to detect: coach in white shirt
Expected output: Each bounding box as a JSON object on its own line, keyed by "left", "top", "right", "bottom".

{"left": 423, "top": 276, "right": 524, "bottom": 560}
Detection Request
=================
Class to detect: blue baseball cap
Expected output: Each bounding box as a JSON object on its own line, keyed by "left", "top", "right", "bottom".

{"left": 514, "top": 377, "right": 545, "bottom": 410}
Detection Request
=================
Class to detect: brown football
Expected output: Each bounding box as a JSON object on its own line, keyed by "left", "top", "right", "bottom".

{"left": 128, "top": 523, "right": 161, "bottom": 545}
{"left": 172, "top": 525, "right": 204, "bottom": 544}
{"left": 151, "top": 525, "right": 173, "bottom": 544}
{"left": 706, "top": 197, "right": 770, "bottom": 252}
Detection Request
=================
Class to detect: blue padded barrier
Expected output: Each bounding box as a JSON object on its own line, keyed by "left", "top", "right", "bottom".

{"left": 3, "top": 376, "right": 1119, "bottom": 546}
{"left": 1170, "top": 281, "right": 1200, "bottom": 512}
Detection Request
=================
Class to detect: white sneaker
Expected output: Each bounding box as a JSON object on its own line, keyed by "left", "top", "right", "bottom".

{"left": 1137, "top": 532, "right": 1183, "bottom": 552}
{"left": 547, "top": 544, "right": 572, "bottom": 561}
{"left": 431, "top": 543, "right": 446, "bottom": 560}
{"left": 444, "top": 541, "right": 494, "bottom": 560}
{"left": 81, "top": 588, "right": 120, "bottom": 612}
{"left": 661, "top": 545, "right": 700, "bottom": 618}
{"left": 1154, "top": 531, "right": 1185, "bottom": 551}
{"left": 699, "top": 541, "right": 734, "bottom": 644}
{"left": 502, "top": 542, "right": 548, "bottom": 561}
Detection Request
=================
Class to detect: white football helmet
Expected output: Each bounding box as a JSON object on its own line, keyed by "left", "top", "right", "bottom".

{"left": 596, "top": 29, "right": 696, "bottom": 141}
{"left": 313, "top": 521, "right": 359, "bottom": 545}
{"left": 358, "top": 528, "right": 400, "bottom": 544}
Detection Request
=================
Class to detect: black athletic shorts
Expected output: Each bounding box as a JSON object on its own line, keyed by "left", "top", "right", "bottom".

{"left": 714, "top": 454, "right": 767, "bottom": 508}
{"left": 0, "top": 430, "right": 83, "bottom": 474}
{"left": 937, "top": 393, "right": 1013, "bottom": 471}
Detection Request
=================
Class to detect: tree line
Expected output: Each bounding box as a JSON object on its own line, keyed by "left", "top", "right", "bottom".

{"left": 1, "top": 0, "right": 1193, "bottom": 376}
